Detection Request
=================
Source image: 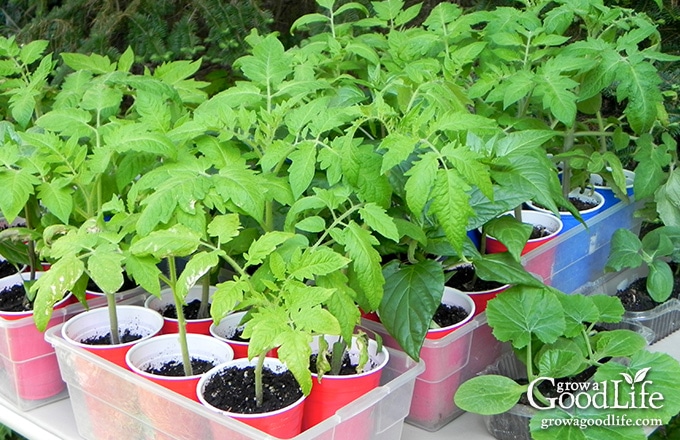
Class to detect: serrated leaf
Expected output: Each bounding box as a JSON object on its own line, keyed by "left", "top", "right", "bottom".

{"left": 537, "top": 349, "right": 583, "bottom": 379}
{"left": 124, "top": 254, "right": 161, "bottom": 297}
{"left": 207, "top": 214, "right": 241, "bottom": 245}
{"left": 36, "top": 108, "right": 93, "bottom": 138}
{"left": 19, "top": 40, "right": 48, "bottom": 65}
{"left": 288, "top": 141, "right": 317, "bottom": 199}
{"left": 130, "top": 225, "right": 201, "bottom": 258}
{"left": 288, "top": 247, "right": 350, "bottom": 280}
{"left": 245, "top": 231, "right": 294, "bottom": 267}
{"left": 276, "top": 330, "right": 313, "bottom": 396}
{"left": 380, "top": 259, "right": 444, "bottom": 360}
{"left": 336, "top": 222, "right": 383, "bottom": 310}
{"left": 37, "top": 181, "right": 73, "bottom": 224}
{"left": 555, "top": 293, "right": 600, "bottom": 338}
{"left": 176, "top": 251, "right": 219, "bottom": 300}
{"left": 430, "top": 169, "right": 474, "bottom": 254}
{"left": 379, "top": 132, "right": 417, "bottom": 173}
{"left": 592, "top": 329, "right": 647, "bottom": 359}
{"left": 486, "top": 286, "right": 564, "bottom": 349}
{"left": 211, "top": 280, "right": 247, "bottom": 324}
{"left": 590, "top": 294, "right": 625, "bottom": 323}
{"left": 0, "top": 169, "right": 38, "bottom": 223}
{"left": 234, "top": 34, "right": 292, "bottom": 88}
{"left": 606, "top": 228, "right": 643, "bottom": 271}
{"left": 33, "top": 257, "right": 85, "bottom": 331}
{"left": 87, "top": 245, "right": 124, "bottom": 294}
{"left": 404, "top": 152, "right": 438, "bottom": 216}
{"left": 359, "top": 203, "right": 400, "bottom": 242}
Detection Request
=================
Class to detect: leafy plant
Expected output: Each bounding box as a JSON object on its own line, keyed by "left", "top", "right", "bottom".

{"left": 606, "top": 226, "right": 680, "bottom": 302}
{"left": 454, "top": 286, "right": 680, "bottom": 439}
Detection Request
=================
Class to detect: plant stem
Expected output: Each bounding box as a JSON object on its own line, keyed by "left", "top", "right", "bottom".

{"left": 106, "top": 292, "right": 121, "bottom": 345}
{"left": 198, "top": 273, "right": 210, "bottom": 319}
{"left": 168, "top": 257, "right": 194, "bottom": 377}
{"left": 562, "top": 125, "right": 576, "bottom": 199}
{"left": 255, "top": 352, "right": 265, "bottom": 407}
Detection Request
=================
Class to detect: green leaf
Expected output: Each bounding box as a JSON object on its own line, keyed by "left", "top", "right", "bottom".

{"left": 380, "top": 259, "right": 444, "bottom": 361}
{"left": 234, "top": 34, "right": 292, "bottom": 88}
{"left": 379, "top": 132, "right": 418, "bottom": 173}
{"left": 555, "top": 294, "right": 600, "bottom": 338}
{"left": 211, "top": 280, "right": 247, "bottom": 324}
{"left": 442, "top": 145, "right": 493, "bottom": 200}
{"left": 473, "top": 253, "right": 544, "bottom": 288}
{"left": 245, "top": 231, "right": 294, "bottom": 267}
{"left": 324, "top": 284, "right": 361, "bottom": 343}
{"left": 495, "top": 131, "right": 558, "bottom": 157}
{"left": 8, "top": 88, "right": 37, "bottom": 128}
{"left": 36, "top": 108, "right": 93, "bottom": 138}
{"left": 32, "top": 257, "right": 84, "bottom": 331}
{"left": 454, "top": 375, "right": 526, "bottom": 415}
{"left": 343, "top": 145, "right": 392, "bottom": 208}
{"left": 19, "top": 40, "right": 48, "bottom": 65}
{"left": 60, "top": 52, "right": 116, "bottom": 73}
{"left": 87, "top": 245, "right": 124, "bottom": 294}
{"left": 486, "top": 286, "right": 564, "bottom": 349}
{"left": 37, "top": 181, "right": 73, "bottom": 224}
{"left": 359, "top": 203, "right": 400, "bottom": 242}
{"left": 483, "top": 215, "right": 532, "bottom": 261}
{"left": 124, "top": 254, "right": 162, "bottom": 297}
{"left": 590, "top": 294, "right": 625, "bottom": 324}
{"left": 207, "top": 214, "right": 241, "bottom": 245}
{"left": 105, "top": 124, "right": 176, "bottom": 160}
{"left": 615, "top": 59, "right": 662, "bottom": 134}
{"left": 606, "top": 228, "right": 643, "bottom": 271}
{"left": 430, "top": 169, "right": 474, "bottom": 254}
{"left": 288, "top": 141, "right": 317, "bottom": 199}
{"left": 404, "top": 152, "right": 438, "bottom": 216}
{"left": 591, "top": 329, "right": 647, "bottom": 359}
{"left": 295, "top": 216, "right": 326, "bottom": 233}
{"left": 130, "top": 225, "right": 201, "bottom": 258}
{"left": 0, "top": 169, "right": 38, "bottom": 223}
{"left": 176, "top": 251, "right": 220, "bottom": 301}
{"left": 288, "top": 247, "right": 350, "bottom": 281}
{"left": 537, "top": 349, "right": 583, "bottom": 379}
{"left": 647, "top": 259, "right": 674, "bottom": 303}
{"left": 335, "top": 221, "right": 383, "bottom": 310}
{"left": 276, "top": 330, "right": 313, "bottom": 395}
{"left": 214, "top": 166, "right": 266, "bottom": 225}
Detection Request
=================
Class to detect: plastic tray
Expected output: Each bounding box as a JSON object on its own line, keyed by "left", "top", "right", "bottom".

{"left": 575, "top": 266, "right": 680, "bottom": 343}
{"left": 45, "top": 323, "right": 425, "bottom": 440}
{"left": 521, "top": 199, "right": 642, "bottom": 294}
{"left": 0, "top": 289, "right": 145, "bottom": 411}
{"left": 362, "top": 312, "right": 508, "bottom": 432}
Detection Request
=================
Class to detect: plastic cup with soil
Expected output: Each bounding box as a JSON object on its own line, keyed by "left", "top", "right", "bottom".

{"left": 303, "top": 334, "right": 389, "bottom": 433}
{"left": 197, "top": 357, "right": 306, "bottom": 439}
{"left": 527, "top": 189, "right": 605, "bottom": 232}
{"left": 145, "top": 285, "right": 215, "bottom": 335}
{"left": 61, "top": 305, "right": 164, "bottom": 368}
{"left": 445, "top": 263, "right": 509, "bottom": 315}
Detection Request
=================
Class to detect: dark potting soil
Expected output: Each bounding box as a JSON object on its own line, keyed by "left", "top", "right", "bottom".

{"left": 432, "top": 303, "right": 468, "bottom": 328}
{"left": 144, "top": 357, "right": 217, "bottom": 377}
{"left": 202, "top": 365, "right": 303, "bottom": 414}
{"left": 530, "top": 225, "right": 551, "bottom": 239}
{"left": 534, "top": 196, "right": 598, "bottom": 213}
{"left": 0, "top": 260, "right": 19, "bottom": 279}
{"left": 0, "top": 283, "right": 31, "bottom": 312}
{"left": 616, "top": 274, "right": 680, "bottom": 312}
{"left": 309, "top": 352, "right": 358, "bottom": 376}
{"left": 228, "top": 327, "right": 249, "bottom": 343}
{"left": 80, "top": 329, "right": 144, "bottom": 345}
{"left": 445, "top": 264, "right": 504, "bottom": 292}
{"left": 161, "top": 299, "right": 210, "bottom": 320}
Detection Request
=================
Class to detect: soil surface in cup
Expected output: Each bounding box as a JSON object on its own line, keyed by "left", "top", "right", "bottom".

{"left": 534, "top": 196, "right": 598, "bottom": 213}
{"left": 432, "top": 303, "right": 468, "bottom": 328}
{"left": 0, "top": 283, "right": 31, "bottom": 312}
{"left": 202, "top": 365, "right": 303, "bottom": 414}
{"left": 228, "top": 327, "right": 249, "bottom": 342}
{"left": 145, "top": 357, "right": 217, "bottom": 376}
{"left": 616, "top": 273, "right": 680, "bottom": 312}
{"left": 446, "top": 264, "right": 504, "bottom": 292}
{"left": 529, "top": 224, "right": 552, "bottom": 239}
{"left": 81, "top": 330, "right": 145, "bottom": 345}
{"left": 161, "top": 299, "right": 210, "bottom": 320}
{"left": 0, "top": 260, "right": 19, "bottom": 279}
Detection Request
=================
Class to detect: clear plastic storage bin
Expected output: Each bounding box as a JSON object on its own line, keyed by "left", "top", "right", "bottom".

{"left": 362, "top": 313, "right": 508, "bottom": 432}
{"left": 0, "top": 290, "right": 144, "bottom": 411}
{"left": 45, "top": 323, "right": 425, "bottom": 440}
{"left": 521, "top": 199, "right": 642, "bottom": 294}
